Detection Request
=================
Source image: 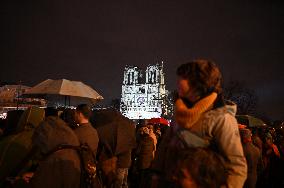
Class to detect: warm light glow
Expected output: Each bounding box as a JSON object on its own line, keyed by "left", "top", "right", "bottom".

{"left": 0, "top": 112, "right": 7, "bottom": 119}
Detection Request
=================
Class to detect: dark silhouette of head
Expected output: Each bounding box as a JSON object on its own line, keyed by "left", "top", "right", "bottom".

{"left": 175, "top": 148, "right": 227, "bottom": 188}
{"left": 45, "top": 107, "right": 58, "bottom": 117}
{"left": 76, "top": 104, "right": 92, "bottom": 119}
{"left": 60, "top": 108, "right": 78, "bottom": 128}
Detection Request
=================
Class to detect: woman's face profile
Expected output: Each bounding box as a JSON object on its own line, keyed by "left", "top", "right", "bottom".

{"left": 177, "top": 76, "right": 199, "bottom": 103}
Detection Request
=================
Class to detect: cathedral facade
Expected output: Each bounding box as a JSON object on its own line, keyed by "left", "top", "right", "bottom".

{"left": 120, "top": 62, "right": 167, "bottom": 119}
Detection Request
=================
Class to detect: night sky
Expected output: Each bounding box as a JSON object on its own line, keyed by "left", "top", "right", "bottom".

{"left": 1, "top": 0, "right": 284, "bottom": 120}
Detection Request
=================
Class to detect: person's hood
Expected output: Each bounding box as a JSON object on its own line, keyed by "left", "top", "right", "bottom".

{"left": 32, "top": 116, "right": 79, "bottom": 154}
{"left": 224, "top": 100, "right": 237, "bottom": 116}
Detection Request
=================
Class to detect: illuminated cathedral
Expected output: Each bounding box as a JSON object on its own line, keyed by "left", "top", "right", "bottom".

{"left": 120, "top": 62, "right": 168, "bottom": 119}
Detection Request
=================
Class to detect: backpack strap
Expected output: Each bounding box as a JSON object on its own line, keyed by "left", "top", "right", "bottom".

{"left": 176, "top": 128, "right": 210, "bottom": 149}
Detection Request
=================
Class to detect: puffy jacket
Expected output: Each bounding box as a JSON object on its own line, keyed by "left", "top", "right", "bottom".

{"left": 152, "top": 102, "right": 247, "bottom": 188}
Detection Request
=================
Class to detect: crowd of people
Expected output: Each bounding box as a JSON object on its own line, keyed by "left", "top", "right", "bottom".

{"left": 0, "top": 59, "right": 283, "bottom": 188}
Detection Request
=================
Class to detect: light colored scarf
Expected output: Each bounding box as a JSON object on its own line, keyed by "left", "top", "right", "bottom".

{"left": 174, "top": 92, "right": 217, "bottom": 129}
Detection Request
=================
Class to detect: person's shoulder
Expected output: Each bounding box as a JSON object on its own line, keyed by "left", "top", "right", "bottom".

{"left": 204, "top": 101, "right": 237, "bottom": 124}
{"left": 252, "top": 143, "right": 261, "bottom": 152}
{"left": 203, "top": 104, "right": 239, "bottom": 138}
{"left": 86, "top": 123, "right": 98, "bottom": 131}
{"left": 85, "top": 123, "right": 99, "bottom": 136}
{"left": 209, "top": 100, "right": 236, "bottom": 114}
{"left": 247, "top": 143, "right": 261, "bottom": 155}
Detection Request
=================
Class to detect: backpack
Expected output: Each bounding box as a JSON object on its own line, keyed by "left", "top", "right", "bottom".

{"left": 45, "top": 144, "right": 97, "bottom": 188}
{"left": 97, "top": 141, "right": 118, "bottom": 187}
{"left": 77, "top": 144, "right": 97, "bottom": 188}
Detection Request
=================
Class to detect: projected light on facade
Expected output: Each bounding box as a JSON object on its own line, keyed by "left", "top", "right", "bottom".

{"left": 120, "top": 62, "right": 168, "bottom": 119}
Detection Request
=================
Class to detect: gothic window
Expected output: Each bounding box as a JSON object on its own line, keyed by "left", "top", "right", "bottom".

{"left": 151, "top": 71, "right": 155, "bottom": 83}
{"left": 138, "top": 72, "right": 143, "bottom": 84}
{"left": 139, "top": 87, "right": 145, "bottom": 93}
{"left": 127, "top": 73, "right": 131, "bottom": 85}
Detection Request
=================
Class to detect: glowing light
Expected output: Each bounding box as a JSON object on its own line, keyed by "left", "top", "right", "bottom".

{"left": 0, "top": 112, "right": 7, "bottom": 119}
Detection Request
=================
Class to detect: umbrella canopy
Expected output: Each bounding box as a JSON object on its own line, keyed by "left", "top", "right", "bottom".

{"left": 22, "top": 79, "right": 103, "bottom": 106}
{"left": 236, "top": 115, "right": 267, "bottom": 127}
{"left": 148, "top": 117, "right": 169, "bottom": 126}
{"left": 91, "top": 108, "right": 136, "bottom": 156}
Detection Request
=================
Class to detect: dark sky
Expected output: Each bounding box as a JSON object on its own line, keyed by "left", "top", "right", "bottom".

{"left": 1, "top": 0, "right": 284, "bottom": 120}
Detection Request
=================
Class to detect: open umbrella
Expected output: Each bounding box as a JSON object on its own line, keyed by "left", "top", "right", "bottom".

{"left": 148, "top": 117, "right": 169, "bottom": 126}
{"left": 236, "top": 115, "right": 267, "bottom": 127}
{"left": 91, "top": 108, "right": 136, "bottom": 156}
{"left": 22, "top": 79, "right": 103, "bottom": 106}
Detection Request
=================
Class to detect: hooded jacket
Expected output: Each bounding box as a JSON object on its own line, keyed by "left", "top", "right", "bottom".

{"left": 30, "top": 116, "right": 81, "bottom": 188}
{"left": 152, "top": 101, "right": 247, "bottom": 188}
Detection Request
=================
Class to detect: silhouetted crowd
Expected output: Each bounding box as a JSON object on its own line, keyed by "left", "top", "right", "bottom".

{"left": 0, "top": 59, "right": 283, "bottom": 188}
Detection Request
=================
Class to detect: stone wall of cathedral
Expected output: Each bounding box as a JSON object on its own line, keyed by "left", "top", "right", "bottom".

{"left": 120, "top": 63, "right": 167, "bottom": 119}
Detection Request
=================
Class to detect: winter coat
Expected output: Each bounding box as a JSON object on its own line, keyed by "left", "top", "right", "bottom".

{"left": 136, "top": 135, "right": 155, "bottom": 170}
{"left": 30, "top": 116, "right": 81, "bottom": 188}
{"left": 242, "top": 142, "right": 262, "bottom": 188}
{"left": 73, "top": 122, "right": 99, "bottom": 157}
{"left": 152, "top": 102, "right": 247, "bottom": 188}
{"left": 252, "top": 135, "right": 263, "bottom": 153}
